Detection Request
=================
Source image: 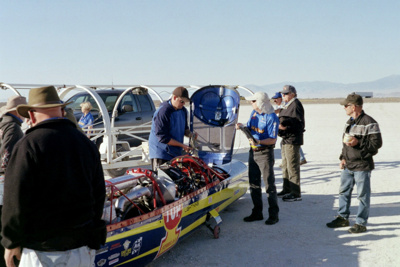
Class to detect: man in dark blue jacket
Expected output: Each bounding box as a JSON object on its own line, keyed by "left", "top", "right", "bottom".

{"left": 327, "top": 93, "right": 382, "bottom": 233}
{"left": 148, "top": 87, "right": 195, "bottom": 172}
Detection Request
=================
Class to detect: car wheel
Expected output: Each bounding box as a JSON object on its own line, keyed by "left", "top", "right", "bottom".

{"left": 105, "top": 143, "right": 129, "bottom": 178}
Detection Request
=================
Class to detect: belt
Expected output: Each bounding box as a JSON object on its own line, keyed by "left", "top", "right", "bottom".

{"left": 252, "top": 146, "right": 267, "bottom": 152}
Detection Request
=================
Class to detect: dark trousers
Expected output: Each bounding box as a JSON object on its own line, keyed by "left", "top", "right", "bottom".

{"left": 248, "top": 148, "right": 279, "bottom": 218}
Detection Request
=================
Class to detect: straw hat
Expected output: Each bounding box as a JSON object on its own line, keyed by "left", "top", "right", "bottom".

{"left": 0, "top": 95, "right": 27, "bottom": 118}
{"left": 17, "top": 86, "right": 69, "bottom": 118}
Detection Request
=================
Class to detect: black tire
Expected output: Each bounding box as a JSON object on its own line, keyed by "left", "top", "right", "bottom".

{"left": 105, "top": 143, "right": 129, "bottom": 178}
{"left": 106, "top": 167, "right": 128, "bottom": 178}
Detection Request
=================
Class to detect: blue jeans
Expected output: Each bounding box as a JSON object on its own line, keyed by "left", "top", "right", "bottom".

{"left": 299, "top": 147, "right": 306, "bottom": 161}
{"left": 338, "top": 168, "right": 371, "bottom": 226}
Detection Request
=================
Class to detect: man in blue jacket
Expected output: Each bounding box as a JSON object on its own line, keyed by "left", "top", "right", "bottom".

{"left": 327, "top": 93, "right": 382, "bottom": 233}
{"left": 149, "top": 87, "right": 195, "bottom": 172}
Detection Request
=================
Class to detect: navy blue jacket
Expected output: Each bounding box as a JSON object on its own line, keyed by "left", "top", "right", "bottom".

{"left": 149, "top": 101, "right": 188, "bottom": 161}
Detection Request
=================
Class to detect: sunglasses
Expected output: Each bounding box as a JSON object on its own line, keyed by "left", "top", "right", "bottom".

{"left": 344, "top": 104, "right": 353, "bottom": 108}
{"left": 282, "top": 93, "right": 289, "bottom": 96}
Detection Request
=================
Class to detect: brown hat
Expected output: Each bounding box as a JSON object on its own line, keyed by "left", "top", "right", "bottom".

{"left": 340, "top": 93, "right": 363, "bottom": 106}
{"left": 17, "top": 86, "right": 70, "bottom": 118}
{"left": 0, "top": 95, "right": 27, "bottom": 117}
{"left": 172, "top": 86, "right": 190, "bottom": 102}
{"left": 280, "top": 85, "right": 297, "bottom": 94}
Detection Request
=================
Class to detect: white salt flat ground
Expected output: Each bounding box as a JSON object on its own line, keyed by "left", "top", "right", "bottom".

{"left": 150, "top": 101, "right": 400, "bottom": 267}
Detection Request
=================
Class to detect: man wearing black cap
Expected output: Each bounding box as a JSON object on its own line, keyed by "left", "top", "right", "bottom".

{"left": 148, "top": 87, "right": 195, "bottom": 171}
{"left": 326, "top": 93, "right": 382, "bottom": 233}
{"left": 277, "top": 85, "right": 305, "bottom": 202}
{"left": 1, "top": 86, "right": 106, "bottom": 266}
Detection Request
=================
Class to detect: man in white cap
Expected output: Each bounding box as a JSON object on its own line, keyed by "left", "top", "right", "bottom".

{"left": 236, "top": 92, "right": 280, "bottom": 225}
{"left": 1, "top": 86, "right": 106, "bottom": 266}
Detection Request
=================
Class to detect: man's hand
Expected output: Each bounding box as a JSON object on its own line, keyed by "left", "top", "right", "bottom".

{"left": 5, "top": 247, "right": 21, "bottom": 267}
{"left": 345, "top": 137, "right": 358, "bottom": 147}
{"left": 249, "top": 138, "right": 261, "bottom": 147}
{"left": 235, "top": 123, "right": 243, "bottom": 130}
{"left": 190, "top": 131, "right": 198, "bottom": 140}
{"left": 182, "top": 144, "right": 192, "bottom": 153}
{"left": 339, "top": 159, "right": 346, "bottom": 169}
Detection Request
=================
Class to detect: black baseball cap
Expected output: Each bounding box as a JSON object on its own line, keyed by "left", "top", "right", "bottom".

{"left": 172, "top": 86, "right": 190, "bottom": 102}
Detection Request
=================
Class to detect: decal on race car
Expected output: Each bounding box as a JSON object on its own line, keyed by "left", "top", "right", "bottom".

{"left": 156, "top": 204, "right": 183, "bottom": 257}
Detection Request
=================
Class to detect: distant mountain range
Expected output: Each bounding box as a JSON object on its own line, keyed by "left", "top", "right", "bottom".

{"left": 244, "top": 74, "right": 400, "bottom": 98}
{"left": 1, "top": 75, "right": 399, "bottom": 103}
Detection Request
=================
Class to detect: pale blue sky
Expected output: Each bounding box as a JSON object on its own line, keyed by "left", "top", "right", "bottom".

{"left": 1, "top": 0, "right": 399, "bottom": 87}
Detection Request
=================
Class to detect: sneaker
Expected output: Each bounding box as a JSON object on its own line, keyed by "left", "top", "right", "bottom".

{"left": 282, "top": 193, "right": 302, "bottom": 202}
{"left": 243, "top": 213, "right": 263, "bottom": 222}
{"left": 277, "top": 190, "right": 289, "bottom": 197}
{"left": 348, "top": 224, "right": 367, "bottom": 234}
{"left": 265, "top": 216, "right": 279, "bottom": 225}
{"left": 300, "top": 159, "right": 307, "bottom": 165}
{"left": 326, "top": 216, "right": 350, "bottom": 228}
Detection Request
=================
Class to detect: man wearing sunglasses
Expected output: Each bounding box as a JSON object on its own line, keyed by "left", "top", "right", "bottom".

{"left": 277, "top": 85, "right": 305, "bottom": 202}
{"left": 149, "top": 86, "right": 195, "bottom": 172}
{"left": 236, "top": 92, "right": 280, "bottom": 225}
{"left": 327, "top": 93, "right": 382, "bottom": 233}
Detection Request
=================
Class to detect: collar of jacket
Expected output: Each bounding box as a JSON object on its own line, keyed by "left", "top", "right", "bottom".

{"left": 282, "top": 97, "right": 297, "bottom": 109}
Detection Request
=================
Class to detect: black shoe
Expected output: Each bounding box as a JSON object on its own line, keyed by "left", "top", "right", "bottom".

{"left": 348, "top": 224, "right": 367, "bottom": 234}
{"left": 326, "top": 216, "right": 350, "bottom": 228}
{"left": 243, "top": 213, "right": 263, "bottom": 222}
{"left": 300, "top": 159, "right": 307, "bottom": 165}
{"left": 265, "top": 217, "right": 279, "bottom": 225}
{"left": 277, "top": 191, "right": 289, "bottom": 197}
{"left": 282, "top": 193, "right": 302, "bottom": 202}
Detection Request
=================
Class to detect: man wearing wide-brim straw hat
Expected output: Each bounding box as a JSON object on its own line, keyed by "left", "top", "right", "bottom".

{"left": 16, "top": 85, "right": 70, "bottom": 120}
{"left": 1, "top": 86, "right": 106, "bottom": 266}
